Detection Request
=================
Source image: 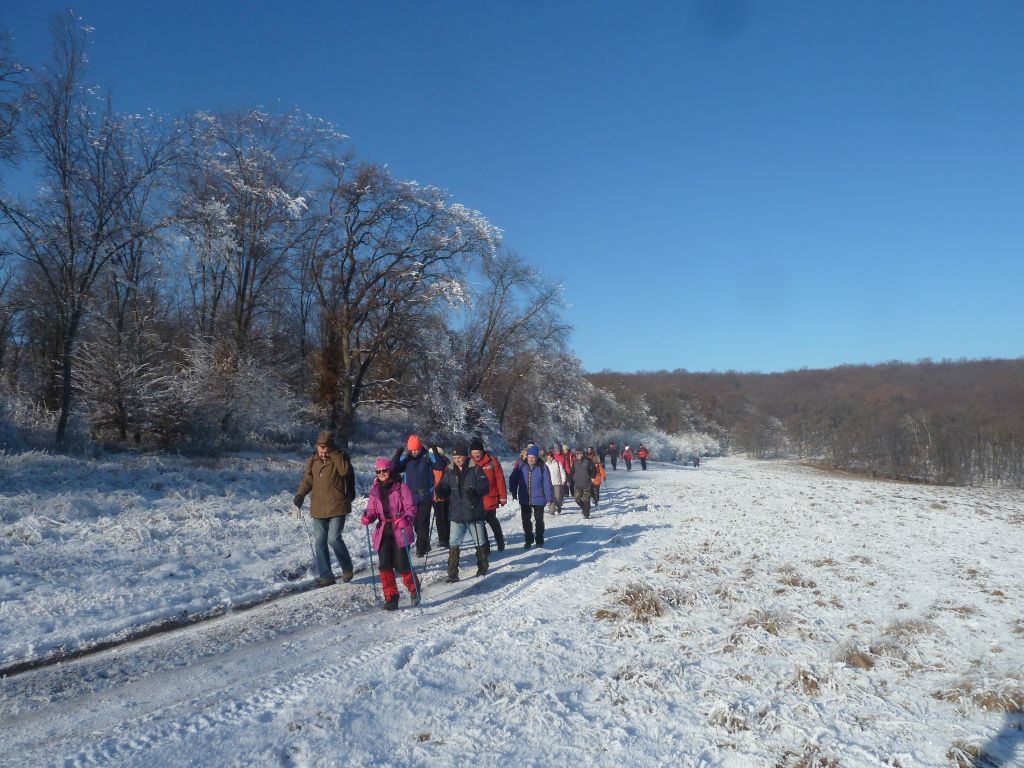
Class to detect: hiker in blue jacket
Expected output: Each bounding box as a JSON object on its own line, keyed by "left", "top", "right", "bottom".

{"left": 392, "top": 434, "right": 438, "bottom": 557}
{"left": 509, "top": 446, "right": 555, "bottom": 548}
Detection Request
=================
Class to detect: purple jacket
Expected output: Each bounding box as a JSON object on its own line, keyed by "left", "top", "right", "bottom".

{"left": 361, "top": 480, "right": 416, "bottom": 551}
{"left": 509, "top": 461, "right": 555, "bottom": 507}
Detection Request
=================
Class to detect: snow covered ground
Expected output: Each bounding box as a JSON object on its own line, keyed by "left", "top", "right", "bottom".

{"left": 2, "top": 453, "right": 1023, "bottom": 767}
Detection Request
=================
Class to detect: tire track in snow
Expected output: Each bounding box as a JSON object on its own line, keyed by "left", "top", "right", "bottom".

{"left": 35, "top": 496, "right": 641, "bottom": 768}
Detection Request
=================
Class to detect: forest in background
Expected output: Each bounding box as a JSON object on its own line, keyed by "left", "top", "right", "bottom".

{"left": 2, "top": 16, "right": 1021, "bottom": 488}
{"left": 590, "top": 358, "right": 1024, "bottom": 486}
{"left": 0, "top": 15, "right": 709, "bottom": 460}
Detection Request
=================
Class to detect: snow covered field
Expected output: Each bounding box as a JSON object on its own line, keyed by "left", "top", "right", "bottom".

{"left": 2, "top": 453, "right": 1023, "bottom": 767}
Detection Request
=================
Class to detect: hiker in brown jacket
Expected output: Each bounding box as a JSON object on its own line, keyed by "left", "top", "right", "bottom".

{"left": 294, "top": 430, "right": 356, "bottom": 587}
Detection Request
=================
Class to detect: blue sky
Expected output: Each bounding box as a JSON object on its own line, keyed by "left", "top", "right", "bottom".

{"left": 4, "top": 1, "right": 1022, "bottom": 373}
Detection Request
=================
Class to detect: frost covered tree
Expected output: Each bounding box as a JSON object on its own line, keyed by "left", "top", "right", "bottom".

{"left": 454, "top": 250, "right": 568, "bottom": 435}
{"left": 0, "top": 15, "right": 177, "bottom": 449}
{"left": 162, "top": 336, "right": 303, "bottom": 448}
{"left": 177, "top": 108, "right": 338, "bottom": 353}
{"left": 301, "top": 159, "right": 499, "bottom": 444}
{"left": 72, "top": 113, "right": 180, "bottom": 443}
{"left": 0, "top": 28, "right": 26, "bottom": 171}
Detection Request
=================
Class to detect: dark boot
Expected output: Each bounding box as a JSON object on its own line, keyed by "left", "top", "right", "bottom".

{"left": 475, "top": 546, "right": 489, "bottom": 576}
{"left": 446, "top": 547, "right": 460, "bottom": 583}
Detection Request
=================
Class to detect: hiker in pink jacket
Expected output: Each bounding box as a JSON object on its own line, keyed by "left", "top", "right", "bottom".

{"left": 361, "top": 458, "right": 421, "bottom": 610}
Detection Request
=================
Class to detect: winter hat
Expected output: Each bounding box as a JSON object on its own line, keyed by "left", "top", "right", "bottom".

{"left": 452, "top": 444, "right": 469, "bottom": 457}
{"left": 562, "top": 444, "right": 569, "bottom": 451}
{"left": 624, "top": 445, "right": 630, "bottom": 450}
{"left": 407, "top": 434, "right": 423, "bottom": 451}
{"left": 526, "top": 446, "right": 540, "bottom": 458}
{"left": 375, "top": 457, "right": 393, "bottom": 471}
{"left": 469, "top": 437, "right": 485, "bottom": 453}
{"left": 316, "top": 430, "right": 336, "bottom": 447}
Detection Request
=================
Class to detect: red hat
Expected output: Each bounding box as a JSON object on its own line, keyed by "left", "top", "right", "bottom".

{"left": 407, "top": 434, "right": 423, "bottom": 451}
{"left": 375, "top": 458, "right": 393, "bottom": 471}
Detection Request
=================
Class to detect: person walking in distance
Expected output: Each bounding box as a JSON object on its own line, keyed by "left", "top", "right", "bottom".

{"left": 510, "top": 446, "right": 554, "bottom": 548}
{"left": 391, "top": 434, "right": 437, "bottom": 557}
{"left": 608, "top": 441, "right": 618, "bottom": 471}
{"left": 361, "top": 459, "right": 420, "bottom": 610}
{"left": 435, "top": 444, "right": 492, "bottom": 581}
{"left": 543, "top": 447, "right": 567, "bottom": 515}
{"left": 637, "top": 444, "right": 650, "bottom": 471}
{"left": 586, "top": 447, "right": 607, "bottom": 507}
{"left": 597, "top": 443, "right": 607, "bottom": 469}
{"left": 621, "top": 445, "right": 634, "bottom": 471}
{"left": 571, "top": 447, "right": 598, "bottom": 519}
{"left": 470, "top": 437, "right": 507, "bottom": 552}
{"left": 293, "top": 430, "right": 356, "bottom": 587}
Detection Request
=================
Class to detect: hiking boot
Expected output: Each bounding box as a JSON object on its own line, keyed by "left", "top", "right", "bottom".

{"left": 475, "top": 546, "right": 489, "bottom": 576}
{"left": 536, "top": 537, "right": 544, "bottom": 548}
{"left": 446, "top": 547, "right": 460, "bottom": 583}
{"left": 315, "top": 576, "right": 337, "bottom": 588}
{"left": 523, "top": 539, "right": 533, "bottom": 550}
{"left": 341, "top": 571, "right": 354, "bottom": 583}
{"left": 383, "top": 595, "right": 399, "bottom": 611}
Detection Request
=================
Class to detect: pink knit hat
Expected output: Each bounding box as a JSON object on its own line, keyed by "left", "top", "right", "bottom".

{"left": 375, "top": 457, "right": 393, "bottom": 471}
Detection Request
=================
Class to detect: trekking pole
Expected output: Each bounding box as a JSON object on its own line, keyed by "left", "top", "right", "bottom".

{"left": 424, "top": 507, "right": 436, "bottom": 569}
{"left": 364, "top": 525, "right": 379, "bottom": 603}
{"left": 297, "top": 509, "right": 317, "bottom": 575}
{"left": 401, "top": 530, "right": 422, "bottom": 606}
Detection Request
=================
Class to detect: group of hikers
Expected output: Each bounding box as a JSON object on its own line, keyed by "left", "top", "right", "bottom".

{"left": 292, "top": 430, "right": 653, "bottom": 610}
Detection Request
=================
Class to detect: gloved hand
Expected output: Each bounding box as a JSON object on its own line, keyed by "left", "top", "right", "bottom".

{"left": 511, "top": 492, "right": 517, "bottom": 501}
{"left": 360, "top": 513, "right": 372, "bottom": 526}
{"left": 293, "top": 494, "right": 303, "bottom": 509}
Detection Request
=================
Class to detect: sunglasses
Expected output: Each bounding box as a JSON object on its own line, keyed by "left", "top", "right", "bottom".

{"left": 375, "top": 469, "right": 390, "bottom": 475}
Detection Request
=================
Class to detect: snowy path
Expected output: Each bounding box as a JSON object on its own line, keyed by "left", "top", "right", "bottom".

{"left": 3, "top": 458, "right": 1023, "bottom": 767}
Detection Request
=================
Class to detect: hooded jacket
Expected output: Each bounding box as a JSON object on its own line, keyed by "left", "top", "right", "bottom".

{"left": 472, "top": 451, "right": 507, "bottom": 511}
{"left": 435, "top": 463, "right": 490, "bottom": 523}
{"left": 392, "top": 448, "right": 437, "bottom": 505}
{"left": 570, "top": 454, "right": 598, "bottom": 490}
{"left": 509, "top": 460, "right": 555, "bottom": 507}
{"left": 362, "top": 479, "right": 416, "bottom": 551}
{"left": 295, "top": 449, "right": 355, "bottom": 519}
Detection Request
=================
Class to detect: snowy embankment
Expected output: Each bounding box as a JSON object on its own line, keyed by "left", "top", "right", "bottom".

{"left": 2, "top": 455, "right": 1023, "bottom": 767}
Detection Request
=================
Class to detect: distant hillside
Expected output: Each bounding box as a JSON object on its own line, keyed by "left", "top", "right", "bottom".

{"left": 588, "top": 359, "right": 1024, "bottom": 486}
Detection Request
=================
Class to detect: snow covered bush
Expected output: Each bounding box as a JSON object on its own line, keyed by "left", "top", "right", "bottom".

{"left": 165, "top": 337, "right": 304, "bottom": 451}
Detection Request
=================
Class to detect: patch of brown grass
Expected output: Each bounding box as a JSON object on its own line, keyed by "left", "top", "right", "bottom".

{"left": 933, "top": 679, "right": 1024, "bottom": 714}
{"left": 775, "top": 744, "right": 840, "bottom": 768}
{"left": 947, "top": 741, "right": 998, "bottom": 768}
{"left": 599, "top": 581, "right": 692, "bottom": 624}
{"left": 796, "top": 667, "right": 823, "bottom": 695}
{"left": 708, "top": 702, "right": 750, "bottom": 733}
{"left": 836, "top": 642, "right": 875, "bottom": 670}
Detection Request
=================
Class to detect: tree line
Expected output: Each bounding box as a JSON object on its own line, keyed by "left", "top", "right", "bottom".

{"left": 0, "top": 14, "right": 683, "bottom": 455}
{"left": 589, "top": 358, "right": 1024, "bottom": 486}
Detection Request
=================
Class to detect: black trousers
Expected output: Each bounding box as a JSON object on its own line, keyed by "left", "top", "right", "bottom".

{"left": 377, "top": 525, "right": 412, "bottom": 574}
{"left": 414, "top": 498, "right": 433, "bottom": 555}
{"left": 433, "top": 498, "right": 450, "bottom": 547}
{"left": 521, "top": 504, "right": 545, "bottom": 544}
{"left": 484, "top": 508, "right": 504, "bottom": 545}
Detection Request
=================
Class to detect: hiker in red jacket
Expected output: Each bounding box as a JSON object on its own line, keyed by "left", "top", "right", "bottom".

{"left": 470, "top": 438, "right": 507, "bottom": 552}
{"left": 621, "top": 445, "right": 634, "bottom": 471}
{"left": 637, "top": 444, "right": 650, "bottom": 471}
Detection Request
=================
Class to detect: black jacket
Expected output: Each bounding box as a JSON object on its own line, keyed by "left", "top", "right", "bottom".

{"left": 435, "top": 464, "right": 490, "bottom": 523}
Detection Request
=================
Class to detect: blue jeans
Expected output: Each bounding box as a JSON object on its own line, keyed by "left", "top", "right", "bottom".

{"left": 449, "top": 520, "right": 486, "bottom": 548}
{"left": 311, "top": 515, "right": 353, "bottom": 579}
